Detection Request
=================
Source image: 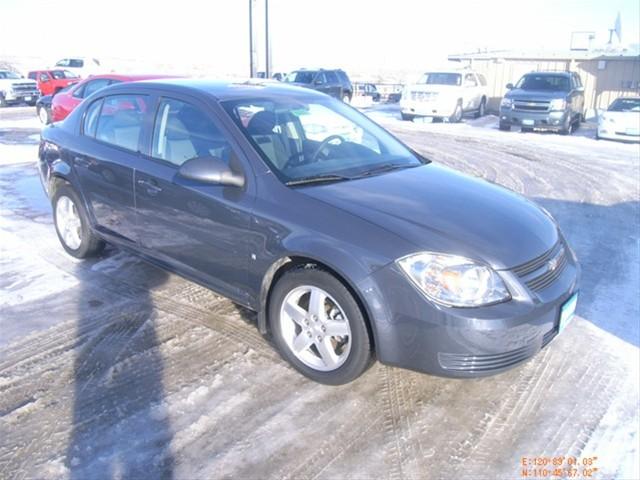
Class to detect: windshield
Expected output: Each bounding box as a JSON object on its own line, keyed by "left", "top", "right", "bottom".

{"left": 223, "top": 97, "right": 424, "bottom": 184}
{"left": 52, "top": 70, "right": 79, "bottom": 79}
{"left": 417, "top": 73, "right": 461, "bottom": 86}
{"left": 608, "top": 98, "right": 640, "bottom": 112}
{"left": 0, "top": 71, "right": 21, "bottom": 79}
{"left": 516, "top": 74, "right": 570, "bottom": 91}
{"left": 284, "top": 71, "right": 316, "bottom": 84}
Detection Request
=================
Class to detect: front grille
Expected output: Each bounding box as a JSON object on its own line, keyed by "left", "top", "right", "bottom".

{"left": 11, "top": 83, "right": 38, "bottom": 93}
{"left": 438, "top": 343, "right": 539, "bottom": 372}
{"left": 513, "top": 100, "right": 550, "bottom": 112}
{"left": 411, "top": 91, "right": 438, "bottom": 101}
{"left": 511, "top": 242, "right": 568, "bottom": 292}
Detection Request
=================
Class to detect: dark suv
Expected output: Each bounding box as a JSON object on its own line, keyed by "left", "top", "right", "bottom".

{"left": 284, "top": 69, "right": 353, "bottom": 102}
{"left": 499, "top": 72, "right": 585, "bottom": 134}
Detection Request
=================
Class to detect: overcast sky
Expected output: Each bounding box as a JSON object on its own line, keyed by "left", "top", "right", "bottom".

{"left": 1, "top": 0, "right": 638, "bottom": 75}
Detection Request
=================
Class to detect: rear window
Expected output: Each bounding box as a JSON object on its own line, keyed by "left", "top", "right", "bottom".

{"left": 418, "top": 73, "right": 462, "bottom": 86}
{"left": 285, "top": 71, "right": 316, "bottom": 84}
{"left": 95, "top": 95, "right": 149, "bottom": 152}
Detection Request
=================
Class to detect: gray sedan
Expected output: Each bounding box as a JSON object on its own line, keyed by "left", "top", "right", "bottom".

{"left": 38, "top": 79, "right": 580, "bottom": 384}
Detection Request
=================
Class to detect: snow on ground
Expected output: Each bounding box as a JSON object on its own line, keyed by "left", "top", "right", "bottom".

{"left": 0, "top": 105, "right": 638, "bottom": 479}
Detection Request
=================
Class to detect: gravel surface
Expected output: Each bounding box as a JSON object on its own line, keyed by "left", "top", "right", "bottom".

{"left": 0, "top": 105, "right": 638, "bottom": 479}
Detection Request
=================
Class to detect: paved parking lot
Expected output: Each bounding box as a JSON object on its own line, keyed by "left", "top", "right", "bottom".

{"left": 0, "top": 106, "right": 638, "bottom": 479}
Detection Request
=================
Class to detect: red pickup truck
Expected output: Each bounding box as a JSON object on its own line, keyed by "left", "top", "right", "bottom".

{"left": 28, "top": 70, "right": 80, "bottom": 96}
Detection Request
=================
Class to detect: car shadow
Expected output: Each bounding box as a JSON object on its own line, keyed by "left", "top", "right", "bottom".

{"left": 66, "top": 247, "right": 175, "bottom": 479}
{"left": 534, "top": 197, "right": 639, "bottom": 347}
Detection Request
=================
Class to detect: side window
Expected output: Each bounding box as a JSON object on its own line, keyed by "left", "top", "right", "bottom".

{"left": 76, "top": 79, "right": 111, "bottom": 99}
{"left": 152, "top": 98, "right": 231, "bottom": 167}
{"left": 325, "top": 71, "right": 339, "bottom": 84}
{"left": 464, "top": 73, "right": 477, "bottom": 86}
{"left": 95, "top": 95, "right": 149, "bottom": 151}
{"left": 56, "top": 59, "right": 69, "bottom": 67}
{"left": 69, "top": 59, "right": 84, "bottom": 68}
{"left": 40, "top": 73, "right": 50, "bottom": 82}
{"left": 574, "top": 74, "right": 583, "bottom": 88}
{"left": 314, "top": 72, "right": 326, "bottom": 84}
{"left": 478, "top": 74, "right": 487, "bottom": 86}
{"left": 83, "top": 99, "right": 103, "bottom": 138}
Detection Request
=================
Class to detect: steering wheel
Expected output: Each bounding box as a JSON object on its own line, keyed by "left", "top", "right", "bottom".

{"left": 310, "top": 135, "right": 345, "bottom": 163}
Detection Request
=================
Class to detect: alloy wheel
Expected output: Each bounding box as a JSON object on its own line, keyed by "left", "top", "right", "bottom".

{"left": 279, "top": 285, "right": 351, "bottom": 371}
{"left": 55, "top": 195, "right": 82, "bottom": 250}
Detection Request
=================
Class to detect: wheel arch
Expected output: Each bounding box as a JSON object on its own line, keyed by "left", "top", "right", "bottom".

{"left": 258, "top": 255, "right": 378, "bottom": 353}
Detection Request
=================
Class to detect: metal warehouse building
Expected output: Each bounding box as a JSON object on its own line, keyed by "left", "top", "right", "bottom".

{"left": 448, "top": 48, "right": 640, "bottom": 112}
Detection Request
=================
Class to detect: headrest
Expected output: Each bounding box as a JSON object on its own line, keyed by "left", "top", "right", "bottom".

{"left": 246, "top": 110, "right": 277, "bottom": 135}
{"left": 165, "top": 116, "right": 190, "bottom": 141}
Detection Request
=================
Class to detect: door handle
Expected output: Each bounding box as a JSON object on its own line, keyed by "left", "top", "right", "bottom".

{"left": 136, "top": 178, "right": 162, "bottom": 195}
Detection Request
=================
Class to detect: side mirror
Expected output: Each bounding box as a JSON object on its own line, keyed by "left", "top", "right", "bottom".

{"left": 178, "top": 156, "right": 245, "bottom": 188}
{"left": 576, "top": 86, "right": 585, "bottom": 93}
{"left": 506, "top": 83, "right": 514, "bottom": 90}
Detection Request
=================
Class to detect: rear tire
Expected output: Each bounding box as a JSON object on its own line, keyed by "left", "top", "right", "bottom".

{"left": 521, "top": 127, "right": 534, "bottom": 133}
{"left": 342, "top": 93, "right": 351, "bottom": 103}
{"left": 499, "top": 122, "right": 511, "bottom": 131}
{"left": 401, "top": 112, "right": 415, "bottom": 121}
{"left": 37, "top": 106, "right": 51, "bottom": 124}
{"left": 0, "top": 95, "right": 6, "bottom": 108}
{"left": 52, "top": 182, "right": 105, "bottom": 259}
{"left": 269, "top": 267, "right": 372, "bottom": 385}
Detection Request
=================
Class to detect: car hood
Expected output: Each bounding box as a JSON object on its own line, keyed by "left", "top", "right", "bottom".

{"left": 408, "top": 84, "right": 461, "bottom": 95}
{"left": 301, "top": 164, "right": 558, "bottom": 270}
{"left": 506, "top": 89, "right": 567, "bottom": 100}
{"left": 600, "top": 110, "right": 640, "bottom": 128}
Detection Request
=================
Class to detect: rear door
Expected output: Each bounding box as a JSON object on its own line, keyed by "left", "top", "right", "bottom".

{"left": 313, "top": 72, "right": 332, "bottom": 96}
{"left": 133, "top": 94, "right": 255, "bottom": 302}
{"left": 73, "top": 93, "right": 150, "bottom": 244}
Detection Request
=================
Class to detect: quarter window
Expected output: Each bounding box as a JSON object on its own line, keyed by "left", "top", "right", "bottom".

{"left": 152, "top": 98, "right": 231, "bottom": 166}
{"left": 83, "top": 99, "right": 103, "bottom": 138}
{"left": 95, "top": 95, "right": 149, "bottom": 151}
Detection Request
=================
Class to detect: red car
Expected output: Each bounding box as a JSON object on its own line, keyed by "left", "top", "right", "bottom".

{"left": 50, "top": 74, "right": 173, "bottom": 122}
{"left": 28, "top": 70, "right": 80, "bottom": 96}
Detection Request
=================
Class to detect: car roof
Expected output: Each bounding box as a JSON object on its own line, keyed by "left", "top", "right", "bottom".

{"left": 523, "top": 71, "right": 573, "bottom": 77}
{"left": 82, "top": 73, "right": 174, "bottom": 82}
{"left": 107, "top": 78, "right": 327, "bottom": 101}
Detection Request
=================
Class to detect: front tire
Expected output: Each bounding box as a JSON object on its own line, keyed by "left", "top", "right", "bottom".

{"left": 52, "top": 183, "right": 105, "bottom": 258}
{"left": 474, "top": 98, "right": 486, "bottom": 118}
{"left": 449, "top": 101, "right": 463, "bottom": 123}
{"left": 269, "top": 267, "right": 372, "bottom": 385}
{"left": 401, "top": 112, "right": 415, "bottom": 121}
{"left": 499, "top": 121, "right": 511, "bottom": 131}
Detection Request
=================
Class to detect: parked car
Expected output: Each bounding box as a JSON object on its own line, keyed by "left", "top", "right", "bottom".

{"left": 284, "top": 69, "right": 353, "bottom": 102}
{"left": 400, "top": 70, "right": 488, "bottom": 122}
{"left": 596, "top": 96, "right": 640, "bottom": 142}
{"left": 356, "top": 83, "right": 381, "bottom": 102}
{"left": 28, "top": 69, "right": 80, "bottom": 96}
{"left": 499, "top": 71, "right": 585, "bottom": 134}
{"left": 38, "top": 79, "right": 580, "bottom": 385}
{"left": 53, "top": 57, "right": 102, "bottom": 78}
{"left": 50, "top": 74, "right": 171, "bottom": 122}
{"left": 0, "top": 70, "right": 39, "bottom": 107}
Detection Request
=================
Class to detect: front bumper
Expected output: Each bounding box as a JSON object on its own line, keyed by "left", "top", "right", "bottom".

{"left": 358, "top": 243, "right": 580, "bottom": 377}
{"left": 400, "top": 99, "right": 456, "bottom": 118}
{"left": 597, "top": 126, "right": 640, "bottom": 143}
{"left": 500, "top": 108, "right": 569, "bottom": 130}
{"left": 3, "top": 89, "right": 40, "bottom": 103}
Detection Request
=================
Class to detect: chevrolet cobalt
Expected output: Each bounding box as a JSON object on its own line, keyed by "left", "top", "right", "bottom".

{"left": 38, "top": 79, "right": 580, "bottom": 384}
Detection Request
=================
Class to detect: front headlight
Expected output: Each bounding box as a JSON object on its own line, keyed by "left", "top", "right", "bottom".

{"left": 549, "top": 98, "right": 567, "bottom": 111}
{"left": 397, "top": 252, "right": 511, "bottom": 307}
{"left": 500, "top": 97, "right": 513, "bottom": 109}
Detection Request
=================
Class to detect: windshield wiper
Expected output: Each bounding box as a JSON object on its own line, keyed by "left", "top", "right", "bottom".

{"left": 355, "top": 163, "right": 418, "bottom": 178}
{"left": 286, "top": 174, "right": 352, "bottom": 186}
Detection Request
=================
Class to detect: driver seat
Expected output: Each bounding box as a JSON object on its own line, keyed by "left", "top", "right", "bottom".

{"left": 246, "top": 111, "right": 289, "bottom": 169}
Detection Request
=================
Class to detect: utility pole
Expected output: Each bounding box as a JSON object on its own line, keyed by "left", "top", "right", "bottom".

{"left": 265, "top": 0, "right": 271, "bottom": 78}
{"left": 249, "top": 0, "right": 256, "bottom": 77}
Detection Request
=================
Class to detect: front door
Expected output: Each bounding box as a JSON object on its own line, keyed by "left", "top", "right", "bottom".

{"left": 134, "top": 96, "right": 255, "bottom": 302}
